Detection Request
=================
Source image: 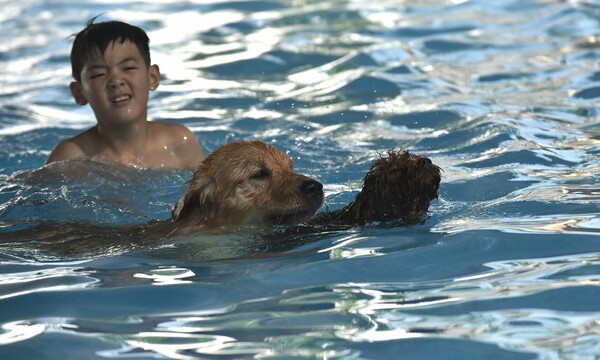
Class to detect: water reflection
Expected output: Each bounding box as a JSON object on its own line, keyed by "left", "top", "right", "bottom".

{"left": 133, "top": 267, "right": 196, "bottom": 286}
{"left": 0, "top": 320, "right": 46, "bottom": 345}
{"left": 80, "top": 248, "right": 600, "bottom": 359}
{"left": 331, "top": 252, "right": 600, "bottom": 356}
{"left": 0, "top": 261, "right": 97, "bottom": 300}
{"left": 108, "top": 332, "right": 244, "bottom": 359}
{"left": 435, "top": 214, "right": 600, "bottom": 235}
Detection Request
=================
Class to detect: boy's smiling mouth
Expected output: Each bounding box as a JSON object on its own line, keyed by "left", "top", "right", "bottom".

{"left": 111, "top": 94, "right": 131, "bottom": 105}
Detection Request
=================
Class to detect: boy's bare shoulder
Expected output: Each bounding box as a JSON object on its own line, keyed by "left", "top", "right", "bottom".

{"left": 149, "top": 122, "right": 205, "bottom": 169}
{"left": 149, "top": 122, "right": 199, "bottom": 147}
{"left": 46, "top": 128, "right": 98, "bottom": 164}
{"left": 46, "top": 139, "right": 84, "bottom": 164}
{"left": 151, "top": 121, "right": 194, "bottom": 138}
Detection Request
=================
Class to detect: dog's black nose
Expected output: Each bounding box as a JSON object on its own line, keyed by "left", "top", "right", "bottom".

{"left": 300, "top": 179, "right": 323, "bottom": 195}
{"left": 418, "top": 157, "right": 432, "bottom": 167}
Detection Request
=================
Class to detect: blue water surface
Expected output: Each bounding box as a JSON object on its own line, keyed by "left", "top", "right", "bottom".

{"left": 1, "top": 0, "right": 600, "bottom": 359}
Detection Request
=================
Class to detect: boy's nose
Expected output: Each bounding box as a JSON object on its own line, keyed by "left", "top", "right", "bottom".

{"left": 108, "top": 75, "right": 125, "bottom": 88}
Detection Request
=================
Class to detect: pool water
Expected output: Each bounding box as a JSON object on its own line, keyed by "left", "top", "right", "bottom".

{"left": 2, "top": 0, "right": 600, "bottom": 358}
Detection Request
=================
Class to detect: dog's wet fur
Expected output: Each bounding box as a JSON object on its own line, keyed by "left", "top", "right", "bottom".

{"left": 311, "top": 149, "right": 441, "bottom": 227}
{"left": 7, "top": 140, "right": 441, "bottom": 259}
{"left": 169, "top": 140, "right": 325, "bottom": 234}
{"left": 168, "top": 140, "right": 441, "bottom": 234}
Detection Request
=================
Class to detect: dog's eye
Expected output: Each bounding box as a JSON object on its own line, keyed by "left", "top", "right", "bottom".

{"left": 250, "top": 169, "right": 270, "bottom": 180}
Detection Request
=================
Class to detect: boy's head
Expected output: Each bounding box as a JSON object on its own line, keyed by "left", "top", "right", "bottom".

{"left": 71, "top": 18, "right": 151, "bottom": 83}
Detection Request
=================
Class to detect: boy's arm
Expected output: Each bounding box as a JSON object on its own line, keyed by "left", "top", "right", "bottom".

{"left": 46, "top": 140, "right": 86, "bottom": 165}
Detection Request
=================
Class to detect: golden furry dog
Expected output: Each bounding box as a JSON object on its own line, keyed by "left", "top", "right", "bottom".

{"left": 167, "top": 140, "right": 441, "bottom": 234}
{"left": 7, "top": 141, "right": 440, "bottom": 258}
{"left": 169, "top": 140, "right": 325, "bottom": 234}
{"left": 310, "top": 149, "right": 441, "bottom": 227}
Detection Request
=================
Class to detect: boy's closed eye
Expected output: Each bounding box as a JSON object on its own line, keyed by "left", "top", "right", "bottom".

{"left": 86, "top": 65, "right": 107, "bottom": 80}
{"left": 120, "top": 57, "right": 140, "bottom": 71}
{"left": 89, "top": 72, "right": 106, "bottom": 79}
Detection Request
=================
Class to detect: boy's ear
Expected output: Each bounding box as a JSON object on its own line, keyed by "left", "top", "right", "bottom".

{"left": 69, "top": 82, "right": 88, "bottom": 106}
{"left": 149, "top": 64, "right": 160, "bottom": 91}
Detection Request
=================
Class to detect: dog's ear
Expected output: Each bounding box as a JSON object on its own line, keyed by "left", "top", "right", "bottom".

{"left": 172, "top": 176, "right": 219, "bottom": 223}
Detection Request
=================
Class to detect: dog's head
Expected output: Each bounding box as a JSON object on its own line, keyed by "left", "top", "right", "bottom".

{"left": 344, "top": 149, "right": 441, "bottom": 225}
{"left": 172, "top": 140, "right": 324, "bottom": 232}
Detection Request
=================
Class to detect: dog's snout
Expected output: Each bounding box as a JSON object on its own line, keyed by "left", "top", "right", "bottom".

{"left": 418, "top": 157, "right": 432, "bottom": 167}
{"left": 300, "top": 179, "right": 323, "bottom": 195}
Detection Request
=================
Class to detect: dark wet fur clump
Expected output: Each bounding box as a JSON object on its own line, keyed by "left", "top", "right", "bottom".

{"left": 311, "top": 149, "right": 441, "bottom": 227}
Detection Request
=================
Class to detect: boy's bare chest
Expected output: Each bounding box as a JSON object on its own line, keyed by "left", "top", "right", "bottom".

{"left": 90, "top": 140, "right": 184, "bottom": 169}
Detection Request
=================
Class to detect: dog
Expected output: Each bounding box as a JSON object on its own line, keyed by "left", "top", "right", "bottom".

{"left": 310, "top": 149, "right": 441, "bottom": 227}
{"left": 169, "top": 140, "right": 325, "bottom": 234}
{"left": 5, "top": 141, "right": 440, "bottom": 259}
{"left": 168, "top": 140, "right": 441, "bottom": 234}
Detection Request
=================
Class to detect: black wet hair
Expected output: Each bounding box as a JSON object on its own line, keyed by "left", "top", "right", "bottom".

{"left": 70, "top": 17, "right": 151, "bottom": 82}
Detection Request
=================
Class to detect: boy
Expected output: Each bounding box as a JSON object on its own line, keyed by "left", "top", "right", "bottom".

{"left": 46, "top": 19, "right": 204, "bottom": 170}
